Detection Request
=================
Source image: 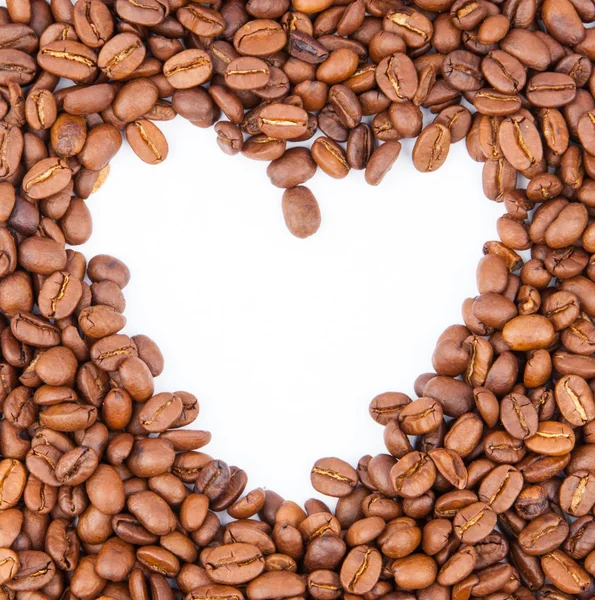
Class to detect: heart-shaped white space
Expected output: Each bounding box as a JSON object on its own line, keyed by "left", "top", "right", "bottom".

{"left": 80, "top": 117, "right": 503, "bottom": 503}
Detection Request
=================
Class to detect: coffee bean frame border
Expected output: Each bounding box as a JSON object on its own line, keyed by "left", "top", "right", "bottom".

{"left": 0, "top": 0, "right": 593, "bottom": 598}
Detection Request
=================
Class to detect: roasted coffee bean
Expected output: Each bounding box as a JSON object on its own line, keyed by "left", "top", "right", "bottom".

{"left": 8, "top": 550, "right": 55, "bottom": 591}
{"left": 38, "top": 41, "right": 97, "bottom": 81}
{"left": 163, "top": 50, "right": 213, "bottom": 89}
{"left": 206, "top": 543, "right": 265, "bottom": 584}
{"left": 454, "top": 502, "right": 497, "bottom": 543}
{"left": 98, "top": 33, "right": 145, "bottom": 79}
{"left": 311, "top": 136, "right": 349, "bottom": 178}
{"left": 224, "top": 56, "right": 270, "bottom": 90}
{"left": 233, "top": 19, "right": 286, "bottom": 56}
{"left": 340, "top": 545, "right": 381, "bottom": 594}
{"left": 316, "top": 48, "right": 358, "bottom": 84}
{"left": 257, "top": 104, "right": 308, "bottom": 139}
{"left": 541, "top": 550, "right": 592, "bottom": 594}
{"left": 288, "top": 30, "right": 328, "bottom": 64}
{"left": 126, "top": 119, "right": 168, "bottom": 164}
{"left": 375, "top": 53, "right": 417, "bottom": 103}
{"left": 281, "top": 185, "right": 321, "bottom": 238}
{"left": 391, "top": 554, "right": 437, "bottom": 590}
{"left": 527, "top": 73, "right": 577, "bottom": 108}
{"left": 555, "top": 374, "right": 595, "bottom": 426}
{"left": 412, "top": 124, "right": 451, "bottom": 172}
{"left": 364, "top": 141, "right": 400, "bottom": 185}
{"left": 311, "top": 457, "right": 358, "bottom": 497}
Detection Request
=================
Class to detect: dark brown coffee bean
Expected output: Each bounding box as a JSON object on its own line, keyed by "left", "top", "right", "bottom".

{"left": 287, "top": 30, "right": 328, "bottom": 64}
{"left": 442, "top": 50, "right": 482, "bottom": 91}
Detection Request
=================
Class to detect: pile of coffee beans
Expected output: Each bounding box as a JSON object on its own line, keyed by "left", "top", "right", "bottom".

{"left": 6, "top": 0, "right": 595, "bottom": 597}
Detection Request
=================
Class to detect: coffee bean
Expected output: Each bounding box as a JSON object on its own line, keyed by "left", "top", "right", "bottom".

{"left": 311, "top": 136, "right": 349, "bottom": 178}
{"left": 541, "top": 550, "right": 592, "bottom": 594}
{"left": 287, "top": 30, "right": 328, "bottom": 64}
{"left": 138, "top": 392, "right": 183, "bottom": 433}
{"left": 525, "top": 421, "right": 575, "bottom": 456}
{"left": 375, "top": 53, "right": 417, "bottom": 103}
{"left": 391, "top": 554, "right": 437, "bottom": 590}
{"left": 126, "top": 119, "right": 168, "bottom": 164}
{"left": 555, "top": 374, "right": 595, "bottom": 426}
{"left": 128, "top": 491, "right": 176, "bottom": 536}
{"left": 281, "top": 186, "right": 321, "bottom": 238}
{"left": 97, "top": 33, "right": 145, "bottom": 79}
{"left": 224, "top": 56, "right": 270, "bottom": 91}
{"left": 7, "top": 551, "right": 55, "bottom": 591}
{"left": 311, "top": 457, "right": 358, "bottom": 497}
{"left": 257, "top": 104, "right": 308, "bottom": 139}
{"left": 365, "top": 141, "right": 400, "bottom": 185}
{"left": 502, "top": 315, "right": 555, "bottom": 351}
{"left": 383, "top": 7, "right": 432, "bottom": 49}
{"left": 454, "top": 502, "right": 497, "bottom": 543}
{"left": 234, "top": 19, "right": 286, "bottom": 56}
{"left": 38, "top": 41, "right": 97, "bottom": 81}
{"left": 206, "top": 543, "right": 265, "bottom": 585}
{"left": 481, "top": 50, "right": 526, "bottom": 95}
{"left": 527, "top": 73, "right": 577, "bottom": 108}
{"left": 340, "top": 545, "right": 381, "bottom": 594}
{"left": 542, "top": 0, "right": 585, "bottom": 47}
{"left": 412, "top": 123, "right": 451, "bottom": 172}
{"left": 498, "top": 116, "right": 543, "bottom": 172}
{"left": 316, "top": 48, "right": 358, "bottom": 84}
{"left": 163, "top": 50, "right": 213, "bottom": 89}
{"left": 215, "top": 121, "right": 243, "bottom": 156}
{"left": 115, "top": 0, "right": 166, "bottom": 27}
{"left": 267, "top": 147, "right": 316, "bottom": 188}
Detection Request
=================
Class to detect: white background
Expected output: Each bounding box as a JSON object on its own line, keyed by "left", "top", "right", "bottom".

{"left": 80, "top": 116, "right": 503, "bottom": 505}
